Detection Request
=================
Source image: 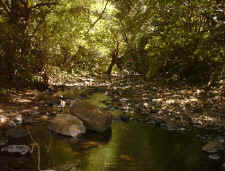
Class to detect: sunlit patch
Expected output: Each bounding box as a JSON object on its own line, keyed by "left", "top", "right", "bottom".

{"left": 13, "top": 98, "right": 32, "bottom": 103}
{"left": 192, "top": 115, "right": 218, "bottom": 125}
{"left": 179, "top": 97, "right": 198, "bottom": 105}
{"left": 165, "top": 99, "right": 175, "bottom": 104}
{"left": 201, "top": 115, "right": 216, "bottom": 122}
{"left": 189, "top": 97, "right": 198, "bottom": 102}
{"left": 0, "top": 115, "right": 8, "bottom": 124}
{"left": 152, "top": 98, "right": 162, "bottom": 103}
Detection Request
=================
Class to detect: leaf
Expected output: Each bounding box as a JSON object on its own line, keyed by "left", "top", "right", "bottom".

{"left": 203, "top": 32, "right": 210, "bottom": 39}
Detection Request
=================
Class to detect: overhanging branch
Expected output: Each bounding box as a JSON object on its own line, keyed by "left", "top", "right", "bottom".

{"left": 86, "top": 0, "right": 110, "bottom": 35}
{"left": 30, "top": 2, "right": 59, "bottom": 9}
{"left": 0, "top": 0, "right": 11, "bottom": 17}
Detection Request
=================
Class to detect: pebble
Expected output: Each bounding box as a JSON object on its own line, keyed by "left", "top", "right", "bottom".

{"left": 34, "top": 106, "right": 39, "bottom": 110}
{"left": 179, "top": 128, "right": 186, "bottom": 131}
{"left": 208, "top": 154, "right": 220, "bottom": 160}
{"left": 8, "top": 120, "right": 17, "bottom": 127}
{"left": 152, "top": 99, "right": 162, "bottom": 103}
{"left": 143, "top": 102, "right": 148, "bottom": 108}
{"left": 58, "top": 100, "right": 66, "bottom": 107}
{"left": 39, "top": 115, "right": 49, "bottom": 120}
{"left": 32, "top": 111, "right": 40, "bottom": 115}
{"left": 14, "top": 114, "right": 23, "bottom": 124}
{"left": 1, "top": 145, "right": 30, "bottom": 155}
{"left": 222, "top": 163, "right": 225, "bottom": 169}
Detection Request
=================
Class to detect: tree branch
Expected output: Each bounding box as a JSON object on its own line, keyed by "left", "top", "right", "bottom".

{"left": 30, "top": 2, "right": 58, "bottom": 10}
{"left": 0, "top": 0, "right": 11, "bottom": 17}
{"left": 86, "top": 0, "right": 109, "bottom": 35}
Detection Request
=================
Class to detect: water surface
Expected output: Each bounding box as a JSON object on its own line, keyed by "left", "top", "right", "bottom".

{"left": 0, "top": 93, "right": 219, "bottom": 171}
{"left": 1, "top": 121, "right": 217, "bottom": 171}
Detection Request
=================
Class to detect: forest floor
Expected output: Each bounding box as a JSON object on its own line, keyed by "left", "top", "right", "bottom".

{"left": 0, "top": 74, "right": 225, "bottom": 134}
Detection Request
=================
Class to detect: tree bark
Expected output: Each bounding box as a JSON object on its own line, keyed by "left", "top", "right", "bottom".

{"left": 106, "top": 42, "right": 120, "bottom": 75}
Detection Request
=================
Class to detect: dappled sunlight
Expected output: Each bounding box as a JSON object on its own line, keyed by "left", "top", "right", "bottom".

{"left": 191, "top": 115, "right": 221, "bottom": 127}
{"left": 0, "top": 0, "right": 224, "bottom": 170}
{"left": 12, "top": 98, "right": 32, "bottom": 103}
{"left": 0, "top": 115, "right": 8, "bottom": 124}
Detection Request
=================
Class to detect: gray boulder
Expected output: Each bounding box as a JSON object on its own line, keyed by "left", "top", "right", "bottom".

{"left": 1, "top": 145, "right": 30, "bottom": 155}
{"left": 48, "top": 114, "right": 86, "bottom": 138}
{"left": 70, "top": 100, "right": 112, "bottom": 132}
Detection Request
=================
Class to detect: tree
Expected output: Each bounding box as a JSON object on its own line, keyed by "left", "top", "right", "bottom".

{"left": 0, "top": 0, "right": 59, "bottom": 81}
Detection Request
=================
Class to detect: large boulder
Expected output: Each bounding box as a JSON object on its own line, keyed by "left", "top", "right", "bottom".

{"left": 48, "top": 114, "right": 86, "bottom": 138}
{"left": 70, "top": 100, "right": 112, "bottom": 132}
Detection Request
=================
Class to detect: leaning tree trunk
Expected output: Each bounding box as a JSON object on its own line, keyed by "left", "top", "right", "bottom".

{"left": 106, "top": 42, "right": 119, "bottom": 75}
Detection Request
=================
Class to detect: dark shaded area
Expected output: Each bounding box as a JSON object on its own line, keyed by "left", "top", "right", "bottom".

{"left": 0, "top": 122, "right": 220, "bottom": 171}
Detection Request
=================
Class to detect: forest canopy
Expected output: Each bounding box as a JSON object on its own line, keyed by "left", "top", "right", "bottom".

{"left": 0, "top": 0, "right": 224, "bottom": 85}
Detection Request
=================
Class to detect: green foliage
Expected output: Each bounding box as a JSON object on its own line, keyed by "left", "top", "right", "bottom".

{"left": 0, "top": 0, "right": 224, "bottom": 85}
{"left": 111, "top": 0, "right": 225, "bottom": 84}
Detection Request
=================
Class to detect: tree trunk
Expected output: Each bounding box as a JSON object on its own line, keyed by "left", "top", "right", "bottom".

{"left": 106, "top": 42, "right": 120, "bottom": 75}
{"left": 106, "top": 52, "right": 118, "bottom": 74}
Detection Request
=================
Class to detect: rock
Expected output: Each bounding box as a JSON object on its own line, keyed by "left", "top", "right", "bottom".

{"left": 202, "top": 140, "right": 224, "bottom": 153}
{"left": 6, "top": 127, "right": 28, "bottom": 138}
{"left": 208, "top": 154, "right": 220, "bottom": 160}
{"left": 58, "top": 99, "right": 66, "bottom": 107}
{"left": 8, "top": 120, "right": 17, "bottom": 127}
{"left": 53, "top": 161, "right": 81, "bottom": 171}
{"left": 222, "top": 162, "right": 225, "bottom": 169}
{"left": 39, "top": 115, "right": 49, "bottom": 121}
{"left": 34, "top": 106, "right": 39, "bottom": 110}
{"left": 1, "top": 145, "right": 30, "bottom": 155}
{"left": 48, "top": 114, "right": 86, "bottom": 138}
{"left": 143, "top": 102, "right": 149, "bottom": 108}
{"left": 178, "top": 127, "right": 186, "bottom": 131}
{"left": 0, "top": 137, "right": 7, "bottom": 146}
{"left": 70, "top": 100, "right": 112, "bottom": 132}
{"left": 32, "top": 111, "right": 40, "bottom": 115}
{"left": 13, "top": 114, "right": 23, "bottom": 124}
{"left": 152, "top": 98, "right": 162, "bottom": 103}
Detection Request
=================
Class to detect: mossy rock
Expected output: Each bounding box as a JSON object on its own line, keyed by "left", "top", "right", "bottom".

{"left": 70, "top": 100, "right": 112, "bottom": 132}
{"left": 48, "top": 114, "right": 86, "bottom": 138}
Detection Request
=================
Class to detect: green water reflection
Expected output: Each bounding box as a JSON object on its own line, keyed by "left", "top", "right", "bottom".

{"left": 29, "top": 122, "right": 217, "bottom": 171}
{"left": 84, "top": 92, "right": 111, "bottom": 108}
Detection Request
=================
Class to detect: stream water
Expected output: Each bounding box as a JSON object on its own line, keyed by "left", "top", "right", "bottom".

{"left": 0, "top": 121, "right": 219, "bottom": 171}
{"left": 0, "top": 92, "right": 220, "bottom": 171}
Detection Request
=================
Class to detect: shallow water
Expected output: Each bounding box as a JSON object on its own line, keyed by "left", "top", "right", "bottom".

{"left": 0, "top": 92, "right": 220, "bottom": 171}
{"left": 0, "top": 121, "right": 219, "bottom": 171}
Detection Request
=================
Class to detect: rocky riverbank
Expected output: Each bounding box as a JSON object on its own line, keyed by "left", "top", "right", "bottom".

{"left": 0, "top": 74, "right": 225, "bottom": 168}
